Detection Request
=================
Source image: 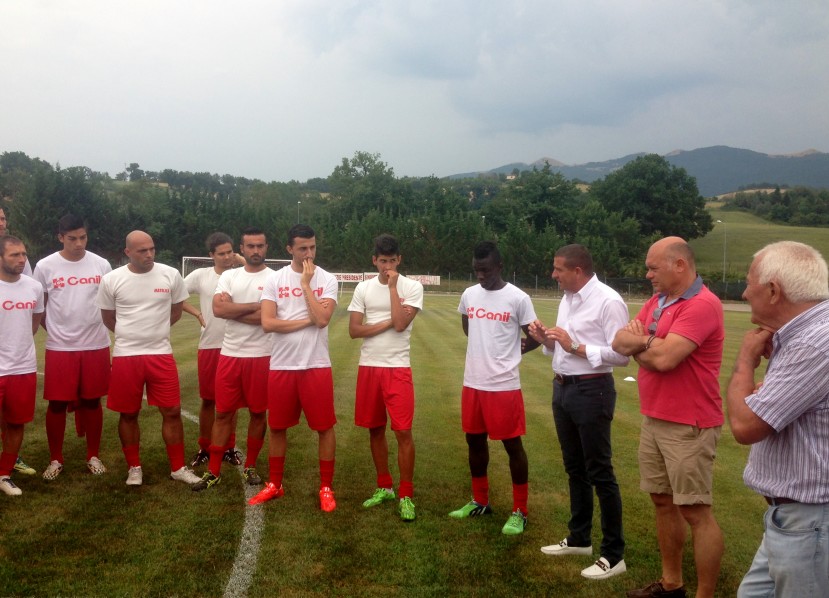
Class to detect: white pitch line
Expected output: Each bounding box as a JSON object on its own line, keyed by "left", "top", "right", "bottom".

{"left": 180, "top": 408, "right": 263, "bottom": 598}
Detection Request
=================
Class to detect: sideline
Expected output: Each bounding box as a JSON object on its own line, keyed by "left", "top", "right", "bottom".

{"left": 181, "top": 408, "right": 263, "bottom": 598}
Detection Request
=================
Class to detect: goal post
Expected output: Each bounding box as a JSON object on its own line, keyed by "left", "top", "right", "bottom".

{"left": 181, "top": 256, "right": 291, "bottom": 278}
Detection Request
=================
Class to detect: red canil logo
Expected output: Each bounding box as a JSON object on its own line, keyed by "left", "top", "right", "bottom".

{"left": 53, "top": 275, "right": 101, "bottom": 288}
{"left": 466, "top": 306, "right": 511, "bottom": 322}
{"left": 278, "top": 286, "right": 323, "bottom": 299}
{"left": 3, "top": 300, "right": 37, "bottom": 310}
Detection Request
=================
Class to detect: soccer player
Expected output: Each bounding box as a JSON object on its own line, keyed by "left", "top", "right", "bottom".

{"left": 0, "top": 207, "right": 35, "bottom": 477}
{"left": 348, "top": 234, "right": 423, "bottom": 521}
{"left": 0, "top": 207, "right": 32, "bottom": 276}
{"left": 0, "top": 235, "right": 44, "bottom": 496}
{"left": 33, "top": 214, "right": 112, "bottom": 480}
{"left": 450, "top": 241, "right": 540, "bottom": 534}
{"left": 96, "top": 230, "right": 201, "bottom": 486}
{"left": 193, "top": 227, "right": 272, "bottom": 491}
{"left": 182, "top": 232, "right": 244, "bottom": 468}
{"left": 250, "top": 224, "right": 338, "bottom": 511}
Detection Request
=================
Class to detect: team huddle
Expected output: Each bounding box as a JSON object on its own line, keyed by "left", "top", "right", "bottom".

{"left": 1, "top": 205, "right": 828, "bottom": 598}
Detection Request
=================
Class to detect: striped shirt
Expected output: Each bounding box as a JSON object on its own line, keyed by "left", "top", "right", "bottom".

{"left": 743, "top": 300, "right": 829, "bottom": 503}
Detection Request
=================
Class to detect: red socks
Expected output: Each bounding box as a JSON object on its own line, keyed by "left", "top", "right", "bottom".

{"left": 245, "top": 436, "right": 264, "bottom": 468}
{"left": 166, "top": 442, "right": 185, "bottom": 472}
{"left": 472, "top": 476, "right": 489, "bottom": 505}
{"left": 513, "top": 482, "right": 528, "bottom": 514}
{"left": 319, "top": 459, "right": 335, "bottom": 489}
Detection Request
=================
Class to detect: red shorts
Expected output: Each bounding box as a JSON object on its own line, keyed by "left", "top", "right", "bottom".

{"left": 197, "top": 348, "right": 221, "bottom": 402}
{"left": 215, "top": 355, "right": 269, "bottom": 414}
{"left": 107, "top": 355, "right": 180, "bottom": 413}
{"left": 461, "top": 386, "right": 526, "bottom": 441}
{"left": 0, "top": 373, "right": 37, "bottom": 425}
{"left": 267, "top": 368, "right": 336, "bottom": 431}
{"left": 355, "top": 366, "right": 414, "bottom": 431}
{"left": 43, "top": 348, "right": 110, "bottom": 402}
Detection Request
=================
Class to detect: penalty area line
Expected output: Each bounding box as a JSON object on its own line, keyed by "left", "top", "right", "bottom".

{"left": 181, "top": 408, "right": 264, "bottom": 598}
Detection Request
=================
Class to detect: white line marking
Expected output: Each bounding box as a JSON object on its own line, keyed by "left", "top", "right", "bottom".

{"left": 181, "top": 408, "right": 263, "bottom": 598}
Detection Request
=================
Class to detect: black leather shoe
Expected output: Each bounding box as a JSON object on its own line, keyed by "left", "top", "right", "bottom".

{"left": 626, "top": 580, "right": 686, "bottom": 598}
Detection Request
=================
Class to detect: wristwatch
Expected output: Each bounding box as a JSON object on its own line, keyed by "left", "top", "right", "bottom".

{"left": 570, "top": 341, "right": 580, "bottom": 354}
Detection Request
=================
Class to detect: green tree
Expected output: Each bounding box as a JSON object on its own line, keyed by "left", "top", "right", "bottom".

{"left": 590, "top": 154, "right": 713, "bottom": 240}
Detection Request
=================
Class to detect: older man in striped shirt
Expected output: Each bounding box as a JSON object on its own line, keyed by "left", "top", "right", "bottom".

{"left": 727, "top": 240, "right": 829, "bottom": 598}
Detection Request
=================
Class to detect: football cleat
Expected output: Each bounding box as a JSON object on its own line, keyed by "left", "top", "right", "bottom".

{"left": 42, "top": 460, "right": 64, "bottom": 481}
{"left": 448, "top": 500, "right": 493, "bottom": 519}
{"left": 14, "top": 457, "right": 36, "bottom": 476}
{"left": 501, "top": 509, "right": 527, "bottom": 535}
{"left": 398, "top": 497, "right": 416, "bottom": 522}
{"left": 248, "top": 482, "right": 284, "bottom": 506}
{"left": 319, "top": 486, "right": 336, "bottom": 512}
{"left": 362, "top": 487, "right": 396, "bottom": 508}
{"left": 192, "top": 472, "right": 221, "bottom": 492}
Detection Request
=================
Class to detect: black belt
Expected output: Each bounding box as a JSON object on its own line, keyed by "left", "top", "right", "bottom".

{"left": 764, "top": 496, "right": 799, "bottom": 506}
{"left": 554, "top": 373, "right": 612, "bottom": 386}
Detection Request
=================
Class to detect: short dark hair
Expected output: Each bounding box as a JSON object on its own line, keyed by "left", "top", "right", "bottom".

{"left": 240, "top": 227, "right": 266, "bottom": 243}
{"left": 287, "top": 224, "right": 315, "bottom": 247}
{"left": 473, "top": 240, "right": 501, "bottom": 264}
{"left": 373, "top": 234, "right": 399, "bottom": 257}
{"left": 206, "top": 232, "right": 233, "bottom": 254}
{"left": 554, "top": 244, "right": 594, "bottom": 276}
{"left": 58, "top": 214, "right": 86, "bottom": 235}
{"left": 0, "top": 235, "right": 24, "bottom": 256}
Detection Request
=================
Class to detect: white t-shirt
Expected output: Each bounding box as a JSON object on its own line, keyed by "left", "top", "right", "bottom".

{"left": 23, "top": 259, "right": 32, "bottom": 277}
{"left": 458, "top": 283, "right": 537, "bottom": 391}
{"left": 33, "top": 251, "right": 112, "bottom": 351}
{"left": 347, "top": 275, "right": 424, "bottom": 367}
{"left": 215, "top": 267, "right": 273, "bottom": 358}
{"left": 97, "top": 263, "right": 189, "bottom": 357}
{"left": 183, "top": 267, "right": 225, "bottom": 350}
{"left": 261, "top": 265, "right": 338, "bottom": 370}
{"left": 0, "top": 276, "right": 45, "bottom": 376}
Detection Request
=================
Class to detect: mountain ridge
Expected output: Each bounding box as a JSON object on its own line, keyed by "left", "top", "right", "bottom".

{"left": 448, "top": 146, "right": 829, "bottom": 196}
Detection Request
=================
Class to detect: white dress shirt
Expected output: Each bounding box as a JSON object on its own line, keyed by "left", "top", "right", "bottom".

{"left": 547, "top": 275, "right": 630, "bottom": 375}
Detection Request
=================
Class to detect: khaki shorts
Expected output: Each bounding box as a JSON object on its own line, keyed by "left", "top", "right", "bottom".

{"left": 638, "top": 416, "right": 721, "bottom": 505}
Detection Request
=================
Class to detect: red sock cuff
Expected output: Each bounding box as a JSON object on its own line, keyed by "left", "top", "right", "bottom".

{"left": 122, "top": 444, "right": 141, "bottom": 468}
{"left": 45, "top": 408, "right": 66, "bottom": 462}
{"left": 269, "top": 456, "right": 285, "bottom": 486}
{"left": 0, "top": 451, "right": 18, "bottom": 476}
{"left": 208, "top": 445, "right": 224, "bottom": 477}
{"left": 398, "top": 480, "right": 414, "bottom": 499}
{"left": 245, "top": 437, "right": 264, "bottom": 468}
{"left": 377, "top": 472, "right": 394, "bottom": 489}
{"left": 198, "top": 437, "right": 211, "bottom": 451}
{"left": 319, "top": 459, "right": 335, "bottom": 489}
{"left": 513, "top": 482, "right": 529, "bottom": 514}
{"left": 471, "top": 476, "right": 489, "bottom": 505}
{"left": 166, "top": 442, "right": 185, "bottom": 472}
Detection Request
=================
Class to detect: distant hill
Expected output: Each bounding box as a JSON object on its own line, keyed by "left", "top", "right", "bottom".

{"left": 448, "top": 146, "right": 829, "bottom": 196}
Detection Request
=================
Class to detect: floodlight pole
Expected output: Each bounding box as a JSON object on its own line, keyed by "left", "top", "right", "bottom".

{"left": 297, "top": 201, "right": 301, "bottom": 223}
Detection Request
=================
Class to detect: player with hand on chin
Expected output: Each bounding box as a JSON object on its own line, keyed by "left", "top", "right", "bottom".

{"left": 348, "top": 234, "right": 423, "bottom": 521}
{"left": 250, "top": 224, "right": 339, "bottom": 512}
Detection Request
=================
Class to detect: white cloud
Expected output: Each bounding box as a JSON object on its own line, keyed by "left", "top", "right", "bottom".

{"left": 1, "top": 0, "right": 827, "bottom": 180}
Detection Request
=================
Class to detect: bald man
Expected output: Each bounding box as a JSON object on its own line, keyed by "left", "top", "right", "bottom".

{"left": 97, "top": 231, "right": 200, "bottom": 487}
{"left": 613, "top": 237, "right": 725, "bottom": 598}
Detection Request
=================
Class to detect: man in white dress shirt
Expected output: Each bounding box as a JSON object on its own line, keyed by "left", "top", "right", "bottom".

{"left": 529, "top": 244, "right": 629, "bottom": 580}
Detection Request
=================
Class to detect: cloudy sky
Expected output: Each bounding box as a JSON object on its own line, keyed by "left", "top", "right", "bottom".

{"left": 2, "top": 1, "right": 828, "bottom": 182}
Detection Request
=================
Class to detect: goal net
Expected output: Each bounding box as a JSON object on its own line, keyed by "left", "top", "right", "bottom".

{"left": 181, "top": 256, "right": 291, "bottom": 277}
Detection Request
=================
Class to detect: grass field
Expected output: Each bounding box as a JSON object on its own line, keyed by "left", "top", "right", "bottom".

{"left": 0, "top": 292, "right": 766, "bottom": 597}
{"left": 691, "top": 205, "right": 829, "bottom": 280}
